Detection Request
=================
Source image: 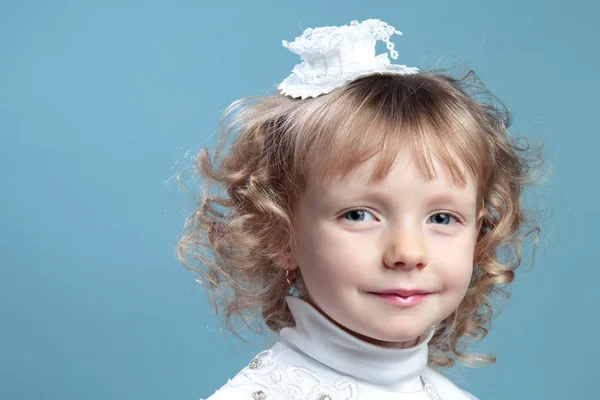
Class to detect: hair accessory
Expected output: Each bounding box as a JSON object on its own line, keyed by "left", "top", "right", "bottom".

{"left": 277, "top": 19, "right": 418, "bottom": 99}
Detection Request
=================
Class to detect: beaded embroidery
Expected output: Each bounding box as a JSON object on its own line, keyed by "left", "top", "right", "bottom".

{"left": 231, "top": 349, "right": 359, "bottom": 400}
{"left": 252, "top": 390, "right": 267, "bottom": 400}
{"left": 218, "top": 346, "right": 447, "bottom": 399}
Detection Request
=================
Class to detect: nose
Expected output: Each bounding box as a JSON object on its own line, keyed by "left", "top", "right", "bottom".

{"left": 383, "top": 231, "right": 428, "bottom": 270}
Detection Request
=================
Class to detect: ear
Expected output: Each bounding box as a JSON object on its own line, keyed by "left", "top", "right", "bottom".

{"left": 475, "top": 204, "right": 486, "bottom": 233}
{"left": 273, "top": 251, "right": 299, "bottom": 271}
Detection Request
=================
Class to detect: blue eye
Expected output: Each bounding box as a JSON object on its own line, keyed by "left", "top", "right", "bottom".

{"left": 427, "top": 213, "right": 456, "bottom": 225}
{"left": 343, "top": 209, "right": 374, "bottom": 222}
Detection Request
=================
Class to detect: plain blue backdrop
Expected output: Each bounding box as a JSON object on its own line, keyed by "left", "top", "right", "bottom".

{"left": 1, "top": 1, "right": 598, "bottom": 399}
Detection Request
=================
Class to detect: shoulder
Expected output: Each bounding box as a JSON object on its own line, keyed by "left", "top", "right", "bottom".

{"left": 423, "top": 367, "right": 479, "bottom": 400}
{"left": 202, "top": 347, "right": 284, "bottom": 400}
{"left": 203, "top": 344, "right": 304, "bottom": 400}
{"left": 203, "top": 384, "right": 254, "bottom": 400}
{"left": 202, "top": 359, "right": 268, "bottom": 400}
{"left": 202, "top": 343, "right": 358, "bottom": 400}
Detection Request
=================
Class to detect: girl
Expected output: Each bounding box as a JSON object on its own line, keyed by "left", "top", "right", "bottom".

{"left": 178, "top": 19, "right": 539, "bottom": 400}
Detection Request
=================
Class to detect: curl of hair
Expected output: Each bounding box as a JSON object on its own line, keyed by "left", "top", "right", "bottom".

{"left": 176, "top": 69, "right": 542, "bottom": 367}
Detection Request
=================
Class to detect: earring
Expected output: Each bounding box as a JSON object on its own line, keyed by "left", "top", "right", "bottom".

{"left": 285, "top": 265, "right": 297, "bottom": 285}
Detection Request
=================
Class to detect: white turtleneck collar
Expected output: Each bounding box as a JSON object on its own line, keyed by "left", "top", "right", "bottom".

{"left": 279, "top": 296, "right": 434, "bottom": 393}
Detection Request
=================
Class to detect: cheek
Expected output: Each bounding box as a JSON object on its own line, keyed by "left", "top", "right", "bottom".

{"left": 296, "top": 227, "right": 368, "bottom": 288}
{"left": 434, "top": 235, "right": 476, "bottom": 291}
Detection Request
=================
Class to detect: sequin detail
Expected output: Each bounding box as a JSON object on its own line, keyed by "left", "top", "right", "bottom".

{"left": 249, "top": 358, "right": 263, "bottom": 369}
{"left": 252, "top": 390, "right": 267, "bottom": 400}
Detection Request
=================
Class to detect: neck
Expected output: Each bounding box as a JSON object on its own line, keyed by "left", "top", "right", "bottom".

{"left": 280, "top": 296, "right": 434, "bottom": 392}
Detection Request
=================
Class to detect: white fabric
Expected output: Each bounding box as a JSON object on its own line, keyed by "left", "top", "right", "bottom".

{"left": 203, "top": 297, "right": 478, "bottom": 400}
{"left": 277, "top": 19, "right": 418, "bottom": 99}
{"left": 280, "top": 296, "right": 431, "bottom": 392}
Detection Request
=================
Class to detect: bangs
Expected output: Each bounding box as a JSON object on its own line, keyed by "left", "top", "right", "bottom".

{"left": 289, "top": 73, "right": 492, "bottom": 191}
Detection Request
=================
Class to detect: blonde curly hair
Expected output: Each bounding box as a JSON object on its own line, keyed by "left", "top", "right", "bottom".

{"left": 177, "top": 70, "right": 541, "bottom": 368}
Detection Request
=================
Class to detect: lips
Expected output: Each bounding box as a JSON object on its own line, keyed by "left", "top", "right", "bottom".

{"left": 371, "top": 289, "right": 432, "bottom": 297}
{"left": 368, "top": 289, "right": 434, "bottom": 307}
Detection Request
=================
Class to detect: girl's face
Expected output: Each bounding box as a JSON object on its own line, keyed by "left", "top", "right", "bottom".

{"left": 290, "top": 148, "right": 479, "bottom": 348}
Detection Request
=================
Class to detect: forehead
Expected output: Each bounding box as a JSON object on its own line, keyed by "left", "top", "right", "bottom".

{"left": 303, "top": 135, "right": 478, "bottom": 192}
{"left": 309, "top": 147, "right": 476, "bottom": 195}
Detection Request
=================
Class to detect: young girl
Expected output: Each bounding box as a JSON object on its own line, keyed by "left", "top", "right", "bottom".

{"left": 178, "top": 19, "right": 539, "bottom": 400}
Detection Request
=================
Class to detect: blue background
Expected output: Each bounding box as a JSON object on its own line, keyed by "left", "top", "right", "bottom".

{"left": 1, "top": 1, "right": 598, "bottom": 398}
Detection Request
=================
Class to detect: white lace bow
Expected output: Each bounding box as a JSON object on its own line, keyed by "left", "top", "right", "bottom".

{"left": 277, "top": 19, "right": 418, "bottom": 99}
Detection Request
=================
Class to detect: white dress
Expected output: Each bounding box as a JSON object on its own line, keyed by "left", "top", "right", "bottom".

{"left": 203, "top": 297, "right": 477, "bottom": 400}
